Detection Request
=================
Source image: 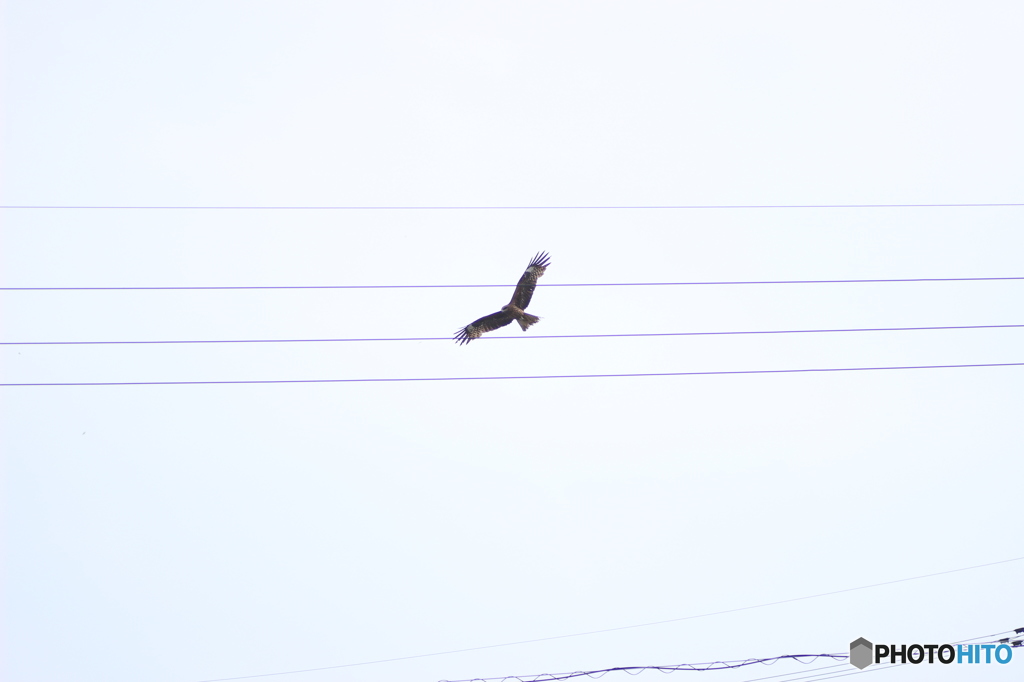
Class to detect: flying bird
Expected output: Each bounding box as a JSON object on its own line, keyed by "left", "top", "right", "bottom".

{"left": 454, "top": 252, "right": 551, "bottom": 344}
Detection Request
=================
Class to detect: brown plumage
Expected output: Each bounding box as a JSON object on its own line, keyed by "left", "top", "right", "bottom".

{"left": 454, "top": 252, "right": 551, "bottom": 345}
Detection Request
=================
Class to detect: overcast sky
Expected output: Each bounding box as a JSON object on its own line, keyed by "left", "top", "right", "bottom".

{"left": 3, "top": 3, "right": 1023, "bottom": 682}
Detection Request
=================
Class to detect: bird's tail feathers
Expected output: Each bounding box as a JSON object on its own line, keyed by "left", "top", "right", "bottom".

{"left": 517, "top": 313, "right": 540, "bottom": 331}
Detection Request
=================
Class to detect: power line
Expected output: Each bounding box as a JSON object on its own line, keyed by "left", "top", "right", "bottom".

{"left": 738, "top": 660, "right": 850, "bottom": 682}
{"left": 755, "top": 658, "right": 900, "bottom": 682}
{"left": 191, "top": 557, "right": 1024, "bottom": 682}
{"left": 2, "top": 203, "right": 1023, "bottom": 210}
{"left": 5, "top": 324, "right": 1022, "bottom": 346}
{"left": 744, "top": 660, "right": 882, "bottom": 682}
{"left": 444, "top": 628, "right": 1024, "bottom": 682}
{"left": 4, "top": 276, "right": 1023, "bottom": 291}
{"left": 4, "top": 362, "right": 1022, "bottom": 388}
{"left": 438, "top": 654, "right": 850, "bottom": 682}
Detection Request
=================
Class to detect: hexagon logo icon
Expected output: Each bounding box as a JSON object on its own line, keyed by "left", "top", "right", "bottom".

{"left": 850, "top": 638, "right": 873, "bottom": 669}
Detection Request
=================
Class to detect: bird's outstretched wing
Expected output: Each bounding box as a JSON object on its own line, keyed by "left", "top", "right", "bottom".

{"left": 454, "top": 310, "right": 515, "bottom": 345}
{"left": 509, "top": 251, "right": 550, "bottom": 310}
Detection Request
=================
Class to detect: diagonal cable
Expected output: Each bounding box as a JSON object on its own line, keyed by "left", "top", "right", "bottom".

{"left": 3, "top": 323, "right": 1023, "bottom": 346}
{"left": 3, "top": 276, "right": 1024, "bottom": 291}
{"left": 4, "top": 362, "right": 1023, "bottom": 388}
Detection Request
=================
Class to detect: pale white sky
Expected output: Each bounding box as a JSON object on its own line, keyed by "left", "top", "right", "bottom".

{"left": 3, "top": 3, "right": 1023, "bottom": 682}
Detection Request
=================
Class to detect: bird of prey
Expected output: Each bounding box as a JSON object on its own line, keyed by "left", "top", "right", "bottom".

{"left": 454, "top": 252, "right": 551, "bottom": 344}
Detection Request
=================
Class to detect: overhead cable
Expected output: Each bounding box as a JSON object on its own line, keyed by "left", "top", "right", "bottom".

{"left": 443, "top": 627, "right": 1024, "bottom": 682}
{"left": 437, "top": 654, "right": 849, "bottom": 682}
{"left": 4, "top": 276, "right": 1023, "bottom": 291}
{"left": 190, "top": 557, "right": 1023, "bottom": 682}
{"left": 4, "top": 323, "right": 1021, "bottom": 346}
{"left": 2, "top": 202, "right": 1023, "bottom": 210}
{"left": 4, "top": 362, "right": 1022, "bottom": 388}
